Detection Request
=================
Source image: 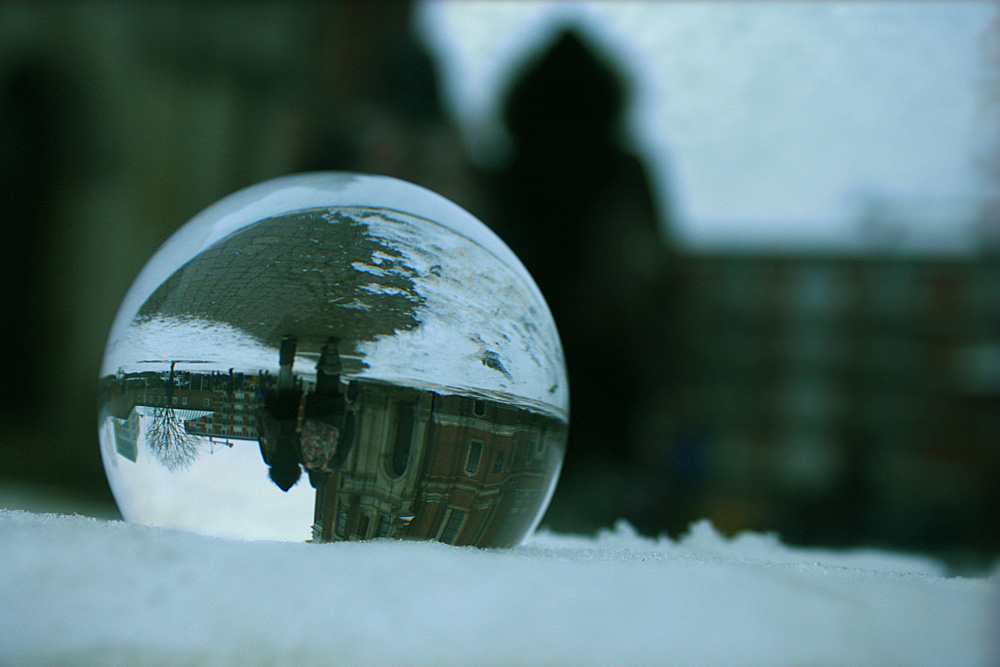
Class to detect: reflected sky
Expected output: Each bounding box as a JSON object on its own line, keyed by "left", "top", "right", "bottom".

{"left": 100, "top": 411, "right": 315, "bottom": 542}
{"left": 419, "top": 1, "right": 998, "bottom": 251}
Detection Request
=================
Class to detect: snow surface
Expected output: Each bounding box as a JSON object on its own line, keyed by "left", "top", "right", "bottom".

{"left": 2, "top": 509, "right": 996, "bottom": 667}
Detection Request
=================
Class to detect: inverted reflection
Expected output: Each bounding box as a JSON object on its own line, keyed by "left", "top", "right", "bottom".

{"left": 98, "top": 175, "right": 567, "bottom": 546}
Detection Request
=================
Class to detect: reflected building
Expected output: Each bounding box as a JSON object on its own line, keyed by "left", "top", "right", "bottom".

{"left": 100, "top": 350, "right": 564, "bottom": 548}
{"left": 632, "top": 250, "right": 1000, "bottom": 558}
{"left": 111, "top": 410, "right": 140, "bottom": 463}
{"left": 313, "top": 381, "right": 563, "bottom": 547}
{"left": 106, "top": 368, "right": 265, "bottom": 445}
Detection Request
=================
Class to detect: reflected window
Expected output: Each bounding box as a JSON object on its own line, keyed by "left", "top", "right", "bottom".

{"left": 465, "top": 439, "right": 483, "bottom": 474}
{"left": 473, "top": 399, "right": 486, "bottom": 416}
{"left": 493, "top": 451, "right": 505, "bottom": 474}
{"left": 440, "top": 508, "right": 467, "bottom": 544}
{"left": 335, "top": 511, "right": 348, "bottom": 538}
{"left": 376, "top": 515, "right": 391, "bottom": 538}
{"left": 392, "top": 402, "right": 415, "bottom": 477}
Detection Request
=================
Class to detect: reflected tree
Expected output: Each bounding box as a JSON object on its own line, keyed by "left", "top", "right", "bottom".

{"left": 135, "top": 208, "right": 424, "bottom": 349}
{"left": 147, "top": 407, "right": 201, "bottom": 471}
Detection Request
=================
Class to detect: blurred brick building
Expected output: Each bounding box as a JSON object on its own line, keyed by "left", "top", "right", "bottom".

{"left": 621, "top": 248, "right": 1000, "bottom": 563}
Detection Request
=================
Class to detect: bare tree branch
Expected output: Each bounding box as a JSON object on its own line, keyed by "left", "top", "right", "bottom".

{"left": 147, "top": 407, "right": 200, "bottom": 471}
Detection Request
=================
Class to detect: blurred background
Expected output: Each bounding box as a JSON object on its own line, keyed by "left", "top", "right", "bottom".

{"left": 1, "top": 1, "right": 997, "bottom": 572}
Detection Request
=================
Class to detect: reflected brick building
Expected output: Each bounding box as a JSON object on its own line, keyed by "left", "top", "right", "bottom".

{"left": 314, "top": 381, "right": 564, "bottom": 547}
{"left": 106, "top": 369, "right": 266, "bottom": 444}
{"left": 102, "top": 368, "right": 564, "bottom": 547}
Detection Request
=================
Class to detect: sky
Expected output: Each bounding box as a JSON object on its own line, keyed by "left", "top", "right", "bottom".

{"left": 417, "top": 1, "right": 1000, "bottom": 252}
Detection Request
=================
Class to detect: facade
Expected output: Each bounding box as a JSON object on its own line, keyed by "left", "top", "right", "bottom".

{"left": 112, "top": 410, "right": 140, "bottom": 463}
{"left": 650, "top": 251, "right": 1000, "bottom": 553}
{"left": 313, "top": 383, "right": 564, "bottom": 547}
{"left": 102, "top": 368, "right": 565, "bottom": 547}
{"left": 1, "top": 2, "right": 477, "bottom": 495}
{"left": 107, "top": 369, "right": 266, "bottom": 444}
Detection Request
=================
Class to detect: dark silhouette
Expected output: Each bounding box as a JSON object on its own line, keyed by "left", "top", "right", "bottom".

{"left": 258, "top": 336, "right": 306, "bottom": 490}
{"left": 0, "top": 60, "right": 84, "bottom": 418}
{"left": 299, "top": 1, "right": 480, "bottom": 215}
{"left": 258, "top": 336, "right": 355, "bottom": 491}
{"left": 488, "top": 28, "right": 677, "bottom": 531}
{"left": 267, "top": 448, "right": 302, "bottom": 492}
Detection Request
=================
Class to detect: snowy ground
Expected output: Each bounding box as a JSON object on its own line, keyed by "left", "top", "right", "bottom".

{"left": 2, "top": 488, "right": 997, "bottom": 667}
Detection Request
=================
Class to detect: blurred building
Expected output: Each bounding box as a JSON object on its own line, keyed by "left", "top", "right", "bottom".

{"left": 622, "top": 249, "right": 1000, "bottom": 562}
{"left": 2, "top": 3, "right": 997, "bottom": 567}
{"left": 0, "top": 2, "right": 473, "bottom": 497}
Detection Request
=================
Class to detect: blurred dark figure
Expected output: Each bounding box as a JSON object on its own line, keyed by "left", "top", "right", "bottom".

{"left": 0, "top": 61, "right": 79, "bottom": 419}
{"left": 299, "top": 1, "right": 479, "bottom": 214}
{"left": 258, "top": 336, "right": 305, "bottom": 491}
{"left": 0, "top": 58, "right": 92, "bottom": 493}
{"left": 488, "top": 28, "right": 678, "bottom": 532}
{"left": 258, "top": 336, "right": 355, "bottom": 492}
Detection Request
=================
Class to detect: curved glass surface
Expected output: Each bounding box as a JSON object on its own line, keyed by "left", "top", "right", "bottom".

{"left": 98, "top": 173, "right": 567, "bottom": 546}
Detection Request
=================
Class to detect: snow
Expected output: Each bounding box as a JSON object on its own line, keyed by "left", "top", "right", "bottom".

{"left": 2, "top": 509, "right": 996, "bottom": 666}
{"left": 349, "top": 208, "right": 567, "bottom": 412}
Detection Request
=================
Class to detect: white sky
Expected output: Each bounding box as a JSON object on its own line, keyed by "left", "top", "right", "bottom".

{"left": 417, "top": 1, "right": 999, "bottom": 251}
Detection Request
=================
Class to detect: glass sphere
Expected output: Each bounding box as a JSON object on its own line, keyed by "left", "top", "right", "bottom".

{"left": 98, "top": 173, "right": 567, "bottom": 546}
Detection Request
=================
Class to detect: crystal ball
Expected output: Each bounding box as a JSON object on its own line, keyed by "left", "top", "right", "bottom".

{"left": 98, "top": 173, "right": 567, "bottom": 546}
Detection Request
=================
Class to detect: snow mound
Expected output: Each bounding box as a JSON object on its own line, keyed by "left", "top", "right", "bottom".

{"left": 1, "top": 510, "right": 996, "bottom": 667}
